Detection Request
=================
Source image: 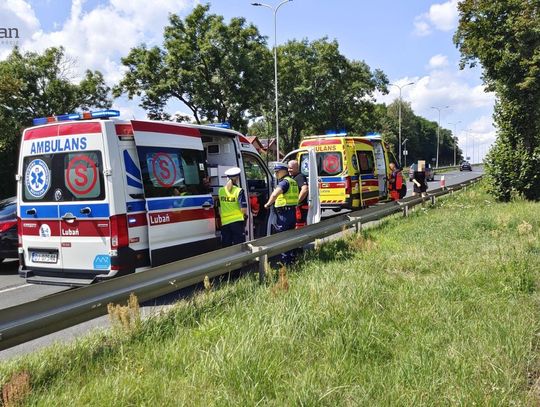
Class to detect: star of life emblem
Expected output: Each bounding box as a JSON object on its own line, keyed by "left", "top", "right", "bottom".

{"left": 25, "top": 159, "right": 51, "bottom": 198}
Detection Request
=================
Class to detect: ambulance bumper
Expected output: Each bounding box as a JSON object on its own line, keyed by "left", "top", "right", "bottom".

{"left": 18, "top": 247, "right": 145, "bottom": 287}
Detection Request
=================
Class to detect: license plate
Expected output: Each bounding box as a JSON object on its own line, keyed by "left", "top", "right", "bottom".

{"left": 31, "top": 252, "right": 58, "bottom": 263}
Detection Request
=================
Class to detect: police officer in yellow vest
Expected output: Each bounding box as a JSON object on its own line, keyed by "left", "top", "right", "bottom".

{"left": 264, "top": 163, "right": 299, "bottom": 264}
{"left": 219, "top": 167, "right": 247, "bottom": 247}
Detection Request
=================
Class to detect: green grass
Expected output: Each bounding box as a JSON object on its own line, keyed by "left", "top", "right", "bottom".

{"left": 2, "top": 181, "right": 540, "bottom": 406}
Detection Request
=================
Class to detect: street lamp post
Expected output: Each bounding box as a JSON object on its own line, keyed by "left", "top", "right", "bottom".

{"left": 448, "top": 121, "right": 461, "bottom": 166}
{"left": 431, "top": 105, "right": 450, "bottom": 168}
{"left": 390, "top": 82, "right": 414, "bottom": 166}
{"left": 252, "top": 0, "right": 293, "bottom": 161}
{"left": 402, "top": 138, "right": 409, "bottom": 168}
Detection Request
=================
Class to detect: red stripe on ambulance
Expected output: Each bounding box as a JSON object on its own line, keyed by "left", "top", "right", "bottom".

{"left": 127, "top": 213, "right": 148, "bottom": 228}
{"left": 301, "top": 139, "right": 342, "bottom": 146}
{"left": 131, "top": 121, "right": 201, "bottom": 137}
{"left": 21, "top": 219, "right": 110, "bottom": 237}
{"left": 149, "top": 208, "right": 214, "bottom": 226}
{"left": 115, "top": 124, "right": 134, "bottom": 136}
{"left": 24, "top": 123, "right": 102, "bottom": 140}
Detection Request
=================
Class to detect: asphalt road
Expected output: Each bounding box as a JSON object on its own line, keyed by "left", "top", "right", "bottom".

{"left": 0, "top": 166, "right": 481, "bottom": 361}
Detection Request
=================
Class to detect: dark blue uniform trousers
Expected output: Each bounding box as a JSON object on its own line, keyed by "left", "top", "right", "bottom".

{"left": 274, "top": 207, "right": 296, "bottom": 264}
{"left": 221, "top": 221, "right": 245, "bottom": 247}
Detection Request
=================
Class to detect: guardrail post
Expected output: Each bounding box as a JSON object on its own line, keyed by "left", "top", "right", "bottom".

{"left": 403, "top": 205, "right": 409, "bottom": 217}
{"left": 430, "top": 195, "right": 436, "bottom": 205}
{"left": 248, "top": 244, "right": 268, "bottom": 284}
{"left": 259, "top": 254, "right": 268, "bottom": 284}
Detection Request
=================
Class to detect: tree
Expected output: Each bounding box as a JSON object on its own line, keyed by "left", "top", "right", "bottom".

{"left": 276, "top": 38, "right": 388, "bottom": 151}
{"left": 114, "top": 4, "right": 272, "bottom": 133}
{"left": 377, "top": 100, "right": 461, "bottom": 166}
{"left": 454, "top": 0, "right": 540, "bottom": 200}
{"left": 0, "top": 47, "right": 111, "bottom": 197}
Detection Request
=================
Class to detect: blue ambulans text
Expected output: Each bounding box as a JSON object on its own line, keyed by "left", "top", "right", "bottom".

{"left": 30, "top": 137, "right": 87, "bottom": 155}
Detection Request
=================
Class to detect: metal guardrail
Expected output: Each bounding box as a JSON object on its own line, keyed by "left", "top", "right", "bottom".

{"left": 0, "top": 175, "right": 483, "bottom": 351}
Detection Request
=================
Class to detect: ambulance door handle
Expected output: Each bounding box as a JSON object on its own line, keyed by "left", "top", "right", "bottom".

{"left": 80, "top": 207, "right": 92, "bottom": 215}
{"left": 202, "top": 201, "right": 213, "bottom": 210}
{"left": 62, "top": 212, "right": 77, "bottom": 223}
{"left": 26, "top": 208, "right": 37, "bottom": 216}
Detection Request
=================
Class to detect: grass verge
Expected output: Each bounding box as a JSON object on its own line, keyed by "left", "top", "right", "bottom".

{"left": 1, "top": 180, "right": 540, "bottom": 406}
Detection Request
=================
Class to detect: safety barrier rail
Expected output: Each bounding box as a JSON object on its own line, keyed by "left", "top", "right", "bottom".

{"left": 0, "top": 175, "right": 483, "bottom": 351}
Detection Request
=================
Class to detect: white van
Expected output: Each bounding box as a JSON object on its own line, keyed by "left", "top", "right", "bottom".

{"left": 17, "top": 110, "right": 320, "bottom": 286}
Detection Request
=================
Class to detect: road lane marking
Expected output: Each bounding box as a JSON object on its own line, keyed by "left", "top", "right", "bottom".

{"left": 0, "top": 284, "right": 32, "bottom": 294}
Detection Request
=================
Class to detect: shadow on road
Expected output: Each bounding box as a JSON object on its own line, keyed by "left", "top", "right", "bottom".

{"left": 0, "top": 259, "right": 19, "bottom": 275}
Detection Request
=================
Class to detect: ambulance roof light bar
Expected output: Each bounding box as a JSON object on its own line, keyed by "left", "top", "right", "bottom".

{"left": 207, "top": 122, "right": 231, "bottom": 129}
{"left": 325, "top": 130, "right": 348, "bottom": 137}
{"left": 32, "top": 109, "right": 121, "bottom": 126}
{"left": 364, "top": 132, "right": 382, "bottom": 140}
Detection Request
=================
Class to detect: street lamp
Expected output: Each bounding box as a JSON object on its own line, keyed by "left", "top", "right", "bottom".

{"left": 448, "top": 121, "right": 461, "bottom": 166}
{"left": 252, "top": 0, "right": 293, "bottom": 161}
{"left": 401, "top": 138, "right": 409, "bottom": 168}
{"left": 431, "top": 105, "right": 450, "bottom": 168}
{"left": 390, "top": 82, "right": 415, "bottom": 166}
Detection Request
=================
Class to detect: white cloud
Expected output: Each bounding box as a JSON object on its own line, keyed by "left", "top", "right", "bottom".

{"left": 428, "top": 54, "right": 448, "bottom": 69}
{"left": 376, "top": 52, "right": 496, "bottom": 163}
{"left": 3, "top": 0, "right": 195, "bottom": 83}
{"left": 0, "top": 0, "right": 40, "bottom": 57}
{"left": 457, "top": 116, "right": 496, "bottom": 162}
{"left": 0, "top": 0, "right": 40, "bottom": 33}
{"left": 414, "top": 0, "right": 459, "bottom": 36}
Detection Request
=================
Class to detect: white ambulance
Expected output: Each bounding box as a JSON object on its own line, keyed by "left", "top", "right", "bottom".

{"left": 17, "top": 110, "right": 320, "bottom": 286}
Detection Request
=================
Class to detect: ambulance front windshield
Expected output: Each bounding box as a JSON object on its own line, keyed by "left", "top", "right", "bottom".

{"left": 22, "top": 151, "right": 105, "bottom": 202}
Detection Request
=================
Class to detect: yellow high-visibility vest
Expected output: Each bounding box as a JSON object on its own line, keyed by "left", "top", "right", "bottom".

{"left": 275, "top": 176, "right": 299, "bottom": 207}
{"left": 219, "top": 185, "right": 244, "bottom": 226}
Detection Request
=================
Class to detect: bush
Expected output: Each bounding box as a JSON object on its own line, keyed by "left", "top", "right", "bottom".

{"left": 484, "top": 138, "right": 519, "bottom": 201}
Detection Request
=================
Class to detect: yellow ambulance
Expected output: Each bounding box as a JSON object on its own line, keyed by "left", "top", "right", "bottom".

{"left": 298, "top": 132, "right": 398, "bottom": 211}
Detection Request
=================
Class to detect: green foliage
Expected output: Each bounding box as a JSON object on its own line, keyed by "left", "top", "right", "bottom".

{"left": 455, "top": 0, "right": 540, "bottom": 200}
{"left": 3, "top": 184, "right": 540, "bottom": 405}
{"left": 484, "top": 137, "right": 519, "bottom": 201}
{"left": 276, "top": 38, "right": 388, "bottom": 151}
{"left": 376, "top": 101, "right": 462, "bottom": 166}
{"left": 0, "top": 47, "right": 111, "bottom": 197}
{"left": 114, "top": 4, "right": 272, "bottom": 133}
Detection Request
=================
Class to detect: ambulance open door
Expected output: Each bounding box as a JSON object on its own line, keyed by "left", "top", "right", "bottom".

{"left": 130, "top": 120, "right": 218, "bottom": 267}
{"left": 282, "top": 148, "right": 321, "bottom": 225}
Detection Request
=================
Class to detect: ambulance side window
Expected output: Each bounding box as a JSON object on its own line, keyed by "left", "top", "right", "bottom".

{"left": 299, "top": 153, "right": 309, "bottom": 176}
{"left": 137, "top": 146, "right": 206, "bottom": 198}
{"left": 357, "top": 151, "right": 375, "bottom": 175}
{"left": 243, "top": 155, "right": 267, "bottom": 191}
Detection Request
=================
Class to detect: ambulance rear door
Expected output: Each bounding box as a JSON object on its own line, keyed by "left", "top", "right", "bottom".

{"left": 370, "top": 139, "right": 388, "bottom": 198}
{"left": 19, "top": 121, "right": 111, "bottom": 282}
{"left": 131, "top": 120, "right": 218, "bottom": 267}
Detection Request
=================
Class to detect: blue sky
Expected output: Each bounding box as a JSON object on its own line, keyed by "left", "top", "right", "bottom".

{"left": 1, "top": 0, "right": 494, "bottom": 162}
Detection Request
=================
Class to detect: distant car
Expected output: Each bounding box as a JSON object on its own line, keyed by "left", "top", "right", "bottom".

{"left": 409, "top": 163, "right": 435, "bottom": 182}
{"left": 460, "top": 161, "right": 472, "bottom": 171}
{"left": 0, "top": 197, "right": 18, "bottom": 263}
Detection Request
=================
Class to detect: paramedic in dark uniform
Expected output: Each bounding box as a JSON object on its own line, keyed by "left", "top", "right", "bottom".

{"left": 264, "top": 163, "right": 299, "bottom": 264}
{"left": 218, "top": 167, "right": 247, "bottom": 247}
{"left": 288, "top": 160, "right": 309, "bottom": 228}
